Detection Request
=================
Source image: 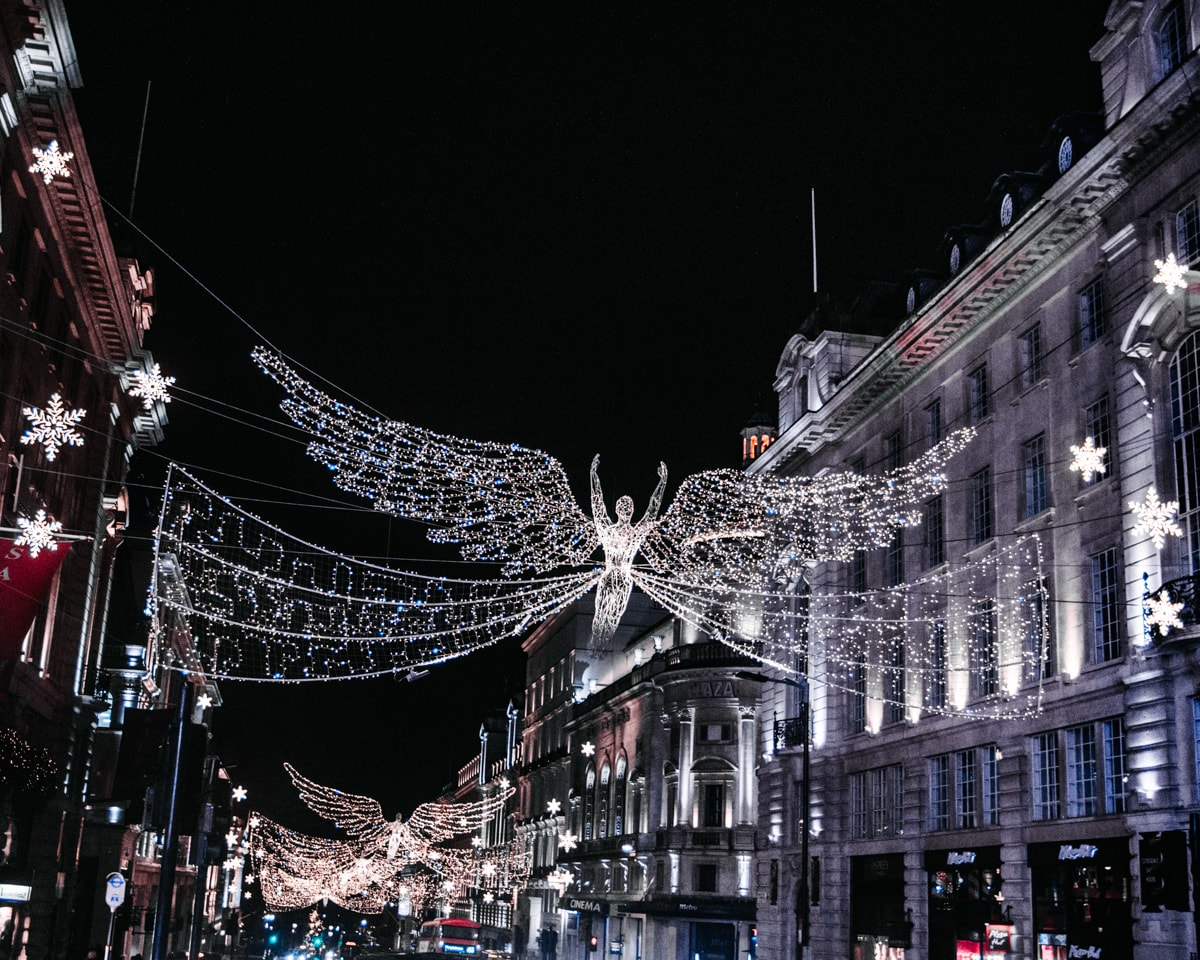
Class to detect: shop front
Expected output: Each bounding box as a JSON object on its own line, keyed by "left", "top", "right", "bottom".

{"left": 850, "top": 853, "right": 911, "bottom": 960}
{"left": 923, "top": 846, "right": 1012, "bottom": 960}
{"left": 1029, "top": 838, "right": 1132, "bottom": 960}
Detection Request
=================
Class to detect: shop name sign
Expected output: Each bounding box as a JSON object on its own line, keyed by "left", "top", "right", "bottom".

{"left": 1058, "top": 844, "right": 1099, "bottom": 860}
{"left": 946, "top": 851, "right": 976, "bottom": 865}
{"left": 564, "top": 897, "right": 609, "bottom": 915}
{"left": 687, "top": 679, "right": 736, "bottom": 698}
{"left": 1068, "top": 947, "right": 1102, "bottom": 959}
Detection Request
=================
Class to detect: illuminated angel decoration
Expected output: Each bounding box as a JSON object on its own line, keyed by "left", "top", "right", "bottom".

{"left": 285, "top": 762, "right": 514, "bottom": 862}
{"left": 254, "top": 348, "right": 976, "bottom": 654}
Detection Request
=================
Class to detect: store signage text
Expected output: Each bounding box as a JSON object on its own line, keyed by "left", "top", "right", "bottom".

{"left": 1058, "top": 844, "right": 1098, "bottom": 860}
{"left": 946, "top": 851, "right": 976, "bottom": 865}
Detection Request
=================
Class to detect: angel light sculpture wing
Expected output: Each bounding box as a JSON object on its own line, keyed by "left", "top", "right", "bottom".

{"left": 256, "top": 348, "right": 974, "bottom": 649}
{"left": 285, "top": 762, "right": 516, "bottom": 860}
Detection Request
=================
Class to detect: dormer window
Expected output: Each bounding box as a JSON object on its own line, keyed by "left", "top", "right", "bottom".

{"left": 1156, "top": 1, "right": 1186, "bottom": 81}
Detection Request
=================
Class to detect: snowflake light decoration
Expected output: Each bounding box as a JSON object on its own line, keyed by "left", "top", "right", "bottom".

{"left": 558, "top": 830, "right": 578, "bottom": 852}
{"left": 546, "top": 798, "right": 562, "bottom": 815}
{"left": 1129, "top": 487, "right": 1183, "bottom": 550}
{"left": 15, "top": 510, "right": 63, "bottom": 558}
{"left": 128, "top": 363, "right": 176, "bottom": 409}
{"left": 232, "top": 785, "right": 249, "bottom": 802}
{"left": 483, "top": 891, "right": 494, "bottom": 903}
{"left": 21, "top": 393, "right": 85, "bottom": 461}
{"left": 580, "top": 741, "right": 595, "bottom": 757}
{"left": 197, "top": 693, "right": 213, "bottom": 709}
{"left": 1146, "top": 590, "right": 1185, "bottom": 637}
{"left": 471, "top": 836, "right": 484, "bottom": 848}
{"left": 1153, "top": 252, "right": 1189, "bottom": 294}
{"left": 1069, "top": 436, "right": 1107, "bottom": 483}
{"left": 28, "top": 140, "right": 73, "bottom": 184}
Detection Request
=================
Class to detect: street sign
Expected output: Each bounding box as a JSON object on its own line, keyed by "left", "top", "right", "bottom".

{"left": 104, "top": 872, "right": 125, "bottom": 912}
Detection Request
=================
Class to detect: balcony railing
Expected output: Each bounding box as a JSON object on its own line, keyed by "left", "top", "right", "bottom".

{"left": 1157, "top": 573, "right": 1200, "bottom": 635}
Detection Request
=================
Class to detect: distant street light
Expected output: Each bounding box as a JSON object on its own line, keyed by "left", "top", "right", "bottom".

{"left": 736, "top": 670, "right": 810, "bottom": 960}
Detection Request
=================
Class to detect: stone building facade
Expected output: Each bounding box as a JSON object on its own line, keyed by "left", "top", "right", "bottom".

{"left": 748, "top": 2, "right": 1200, "bottom": 959}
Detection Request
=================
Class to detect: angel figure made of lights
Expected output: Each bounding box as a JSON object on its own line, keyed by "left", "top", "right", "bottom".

{"left": 285, "top": 762, "right": 514, "bottom": 864}
{"left": 254, "top": 347, "right": 975, "bottom": 653}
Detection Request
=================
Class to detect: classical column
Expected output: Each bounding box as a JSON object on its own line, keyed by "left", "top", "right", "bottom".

{"left": 676, "top": 707, "right": 695, "bottom": 828}
{"left": 737, "top": 705, "right": 757, "bottom": 824}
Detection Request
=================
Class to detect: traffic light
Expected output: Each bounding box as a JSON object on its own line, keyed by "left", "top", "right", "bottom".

{"left": 588, "top": 935, "right": 598, "bottom": 952}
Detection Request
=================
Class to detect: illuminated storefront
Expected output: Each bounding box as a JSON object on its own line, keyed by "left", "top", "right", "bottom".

{"left": 924, "top": 847, "right": 1010, "bottom": 960}
{"left": 1029, "top": 839, "right": 1131, "bottom": 960}
{"left": 850, "top": 854, "right": 911, "bottom": 960}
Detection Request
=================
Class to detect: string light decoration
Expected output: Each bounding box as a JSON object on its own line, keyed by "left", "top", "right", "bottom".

{"left": 1069, "top": 437, "right": 1106, "bottom": 482}
{"left": 150, "top": 465, "right": 598, "bottom": 681}
{"left": 1146, "top": 590, "right": 1185, "bottom": 637}
{"left": 20, "top": 393, "right": 85, "bottom": 461}
{"left": 254, "top": 348, "right": 976, "bottom": 652}
{"left": 15, "top": 510, "right": 63, "bottom": 557}
{"left": 285, "top": 763, "right": 515, "bottom": 862}
{"left": 127, "top": 362, "right": 176, "bottom": 408}
{"left": 1129, "top": 487, "right": 1183, "bottom": 550}
{"left": 639, "top": 536, "right": 1049, "bottom": 720}
{"left": 1153, "top": 252, "right": 1189, "bottom": 294}
{"left": 0, "top": 728, "right": 58, "bottom": 795}
{"left": 28, "top": 140, "right": 73, "bottom": 184}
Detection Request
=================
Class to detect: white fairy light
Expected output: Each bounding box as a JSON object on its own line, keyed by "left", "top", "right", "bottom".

{"left": 20, "top": 393, "right": 85, "bottom": 461}
{"left": 14, "top": 510, "right": 63, "bottom": 558}
{"left": 254, "top": 348, "right": 976, "bottom": 653}
{"left": 1129, "top": 487, "right": 1183, "bottom": 550}
{"left": 128, "top": 363, "right": 176, "bottom": 409}
{"left": 1069, "top": 436, "right": 1106, "bottom": 482}
{"left": 1153, "top": 252, "right": 1189, "bottom": 294}
{"left": 28, "top": 140, "right": 73, "bottom": 184}
{"left": 1146, "top": 590, "right": 1185, "bottom": 637}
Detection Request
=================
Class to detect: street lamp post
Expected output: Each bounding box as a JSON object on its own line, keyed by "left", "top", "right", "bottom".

{"left": 735, "top": 670, "right": 809, "bottom": 960}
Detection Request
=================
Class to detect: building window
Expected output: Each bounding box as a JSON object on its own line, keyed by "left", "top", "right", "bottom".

{"left": 1179, "top": 198, "right": 1200, "bottom": 267}
{"left": 1084, "top": 395, "right": 1113, "bottom": 481}
{"left": 970, "top": 600, "right": 998, "bottom": 699}
{"left": 884, "top": 640, "right": 905, "bottom": 725}
{"left": 929, "top": 755, "right": 950, "bottom": 831}
{"left": 1157, "top": 1, "right": 1187, "bottom": 81}
{"left": 1170, "top": 331, "right": 1200, "bottom": 570}
{"left": 1024, "top": 577, "right": 1055, "bottom": 681}
{"left": 951, "top": 750, "right": 976, "bottom": 829}
{"left": 613, "top": 755, "right": 628, "bottom": 835}
{"left": 853, "top": 764, "right": 903, "bottom": 840}
{"left": 1090, "top": 547, "right": 1123, "bottom": 662}
{"left": 926, "top": 398, "right": 942, "bottom": 448}
{"left": 851, "top": 549, "right": 867, "bottom": 593}
{"left": 1079, "top": 278, "right": 1106, "bottom": 348}
{"left": 1102, "top": 718, "right": 1126, "bottom": 815}
{"left": 694, "top": 863, "right": 718, "bottom": 893}
{"left": 928, "top": 618, "right": 947, "bottom": 712}
{"left": 1022, "top": 434, "right": 1048, "bottom": 518}
{"left": 887, "top": 528, "right": 904, "bottom": 588}
{"left": 1019, "top": 324, "right": 1043, "bottom": 388}
{"left": 1066, "top": 725, "right": 1098, "bottom": 818}
{"left": 885, "top": 430, "right": 903, "bottom": 471}
{"left": 967, "top": 364, "right": 989, "bottom": 423}
{"left": 598, "top": 763, "right": 611, "bottom": 838}
{"left": 851, "top": 657, "right": 866, "bottom": 734}
{"left": 1032, "top": 732, "right": 1061, "bottom": 821}
{"left": 701, "top": 782, "right": 726, "bottom": 829}
{"left": 983, "top": 744, "right": 1000, "bottom": 826}
{"left": 925, "top": 495, "right": 944, "bottom": 568}
{"left": 699, "top": 723, "right": 733, "bottom": 744}
{"left": 1193, "top": 699, "right": 1200, "bottom": 791}
{"left": 971, "top": 466, "right": 994, "bottom": 544}
{"left": 584, "top": 766, "right": 596, "bottom": 840}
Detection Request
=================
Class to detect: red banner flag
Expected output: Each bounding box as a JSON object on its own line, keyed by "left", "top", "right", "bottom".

{"left": 0, "top": 538, "right": 71, "bottom": 661}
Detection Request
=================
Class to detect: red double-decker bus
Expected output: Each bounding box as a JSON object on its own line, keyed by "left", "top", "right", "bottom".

{"left": 414, "top": 917, "right": 482, "bottom": 955}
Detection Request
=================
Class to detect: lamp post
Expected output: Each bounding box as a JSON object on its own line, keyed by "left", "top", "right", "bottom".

{"left": 735, "top": 670, "right": 809, "bottom": 960}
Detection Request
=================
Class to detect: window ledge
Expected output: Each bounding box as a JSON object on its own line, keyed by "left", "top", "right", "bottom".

{"left": 1074, "top": 476, "right": 1116, "bottom": 505}
{"left": 964, "top": 538, "right": 998, "bottom": 562}
{"left": 1011, "top": 377, "right": 1050, "bottom": 406}
{"left": 1014, "top": 507, "right": 1056, "bottom": 534}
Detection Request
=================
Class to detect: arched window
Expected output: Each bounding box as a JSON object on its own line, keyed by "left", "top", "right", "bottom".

{"left": 1156, "top": 1, "right": 1186, "bottom": 81}
{"left": 597, "top": 762, "right": 611, "bottom": 838}
{"left": 613, "top": 754, "right": 628, "bottom": 836}
{"left": 691, "top": 756, "right": 736, "bottom": 829}
{"left": 584, "top": 767, "right": 596, "bottom": 841}
{"left": 1170, "top": 330, "right": 1200, "bottom": 569}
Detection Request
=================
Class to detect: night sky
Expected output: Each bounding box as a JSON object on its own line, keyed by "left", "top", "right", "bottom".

{"left": 62, "top": 4, "right": 1109, "bottom": 827}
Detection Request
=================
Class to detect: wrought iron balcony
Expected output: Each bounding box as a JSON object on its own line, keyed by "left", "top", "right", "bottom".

{"left": 1152, "top": 572, "right": 1200, "bottom": 641}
